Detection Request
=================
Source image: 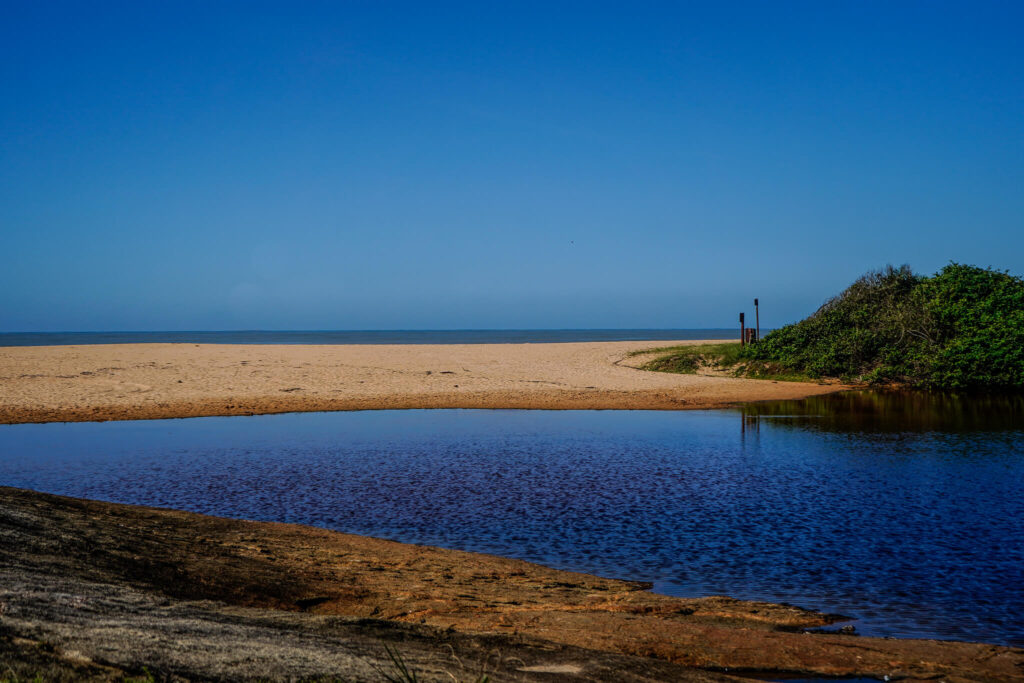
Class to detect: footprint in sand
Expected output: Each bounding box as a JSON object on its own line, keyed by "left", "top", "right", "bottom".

{"left": 95, "top": 381, "right": 153, "bottom": 393}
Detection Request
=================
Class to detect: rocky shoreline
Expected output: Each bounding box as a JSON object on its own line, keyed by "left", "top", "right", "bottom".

{"left": 2, "top": 487, "right": 1021, "bottom": 681}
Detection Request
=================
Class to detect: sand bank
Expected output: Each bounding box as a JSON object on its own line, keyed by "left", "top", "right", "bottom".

{"left": 0, "top": 341, "right": 844, "bottom": 423}
{"left": 3, "top": 487, "right": 1020, "bottom": 681}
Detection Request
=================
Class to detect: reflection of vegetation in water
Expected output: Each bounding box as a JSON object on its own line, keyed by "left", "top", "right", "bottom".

{"left": 742, "top": 390, "right": 1024, "bottom": 432}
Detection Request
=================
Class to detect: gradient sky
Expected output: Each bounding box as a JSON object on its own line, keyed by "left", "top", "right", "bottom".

{"left": 3, "top": 1, "right": 1022, "bottom": 331}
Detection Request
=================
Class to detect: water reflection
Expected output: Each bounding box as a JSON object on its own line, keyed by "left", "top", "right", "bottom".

{"left": 742, "top": 390, "right": 1024, "bottom": 432}
{"left": 0, "top": 401, "right": 1022, "bottom": 646}
{"left": 740, "top": 413, "right": 760, "bottom": 450}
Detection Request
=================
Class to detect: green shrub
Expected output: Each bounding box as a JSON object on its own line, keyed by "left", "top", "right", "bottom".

{"left": 744, "top": 263, "right": 1024, "bottom": 388}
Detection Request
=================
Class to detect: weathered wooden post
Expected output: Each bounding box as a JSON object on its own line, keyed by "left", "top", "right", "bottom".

{"left": 754, "top": 298, "right": 760, "bottom": 343}
{"left": 740, "top": 312, "right": 746, "bottom": 347}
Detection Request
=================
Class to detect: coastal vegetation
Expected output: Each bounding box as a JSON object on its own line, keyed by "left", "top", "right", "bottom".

{"left": 641, "top": 263, "right": 1024, "bottom": 388}
{"left": 635, "top": 342, "right": 818, "bottom": 383}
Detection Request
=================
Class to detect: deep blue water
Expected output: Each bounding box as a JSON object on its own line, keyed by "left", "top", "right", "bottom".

{"left": 0, "top": 329, "right": 737, "bottom": 347}
{"left": 0, "top": 396, "right": 1021, "bottom": 646}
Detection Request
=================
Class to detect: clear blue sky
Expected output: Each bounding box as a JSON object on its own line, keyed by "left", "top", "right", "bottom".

{"left": 3, "top": 1, "right": 1022, "bottom": 331}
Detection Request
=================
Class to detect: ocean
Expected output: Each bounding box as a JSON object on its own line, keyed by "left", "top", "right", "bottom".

{"left": 0, "top": 329, "right": 738, "bottom": 347}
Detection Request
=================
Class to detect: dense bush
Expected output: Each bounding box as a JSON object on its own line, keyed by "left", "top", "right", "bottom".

{"left": 744, "top": 263, "right": 1024, "bottom": 388}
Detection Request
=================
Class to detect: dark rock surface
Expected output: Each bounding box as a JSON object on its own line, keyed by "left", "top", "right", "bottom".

{"left": 1, "top": 487, "right": 1021, "bottom": 682}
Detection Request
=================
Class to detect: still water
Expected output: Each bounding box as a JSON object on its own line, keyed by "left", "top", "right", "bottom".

{"left": 1, "top": 393, "right": 1021, "bottom": 646}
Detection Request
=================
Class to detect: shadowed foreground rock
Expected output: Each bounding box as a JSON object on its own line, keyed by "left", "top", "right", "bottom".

{"left": 1, "top": 488, "right": 1021, "bottom": 681}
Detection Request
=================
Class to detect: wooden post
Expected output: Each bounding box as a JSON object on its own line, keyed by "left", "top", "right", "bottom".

{"left": 740, "top": 312, "right": 745, "bottom": 347}
{"left": 754, "top": 298, "right": 759, "bottom": 343}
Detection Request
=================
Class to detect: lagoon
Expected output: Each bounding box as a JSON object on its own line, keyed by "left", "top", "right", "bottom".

{"left": 1, "top": 393, "right": 1021, "bottom": 646}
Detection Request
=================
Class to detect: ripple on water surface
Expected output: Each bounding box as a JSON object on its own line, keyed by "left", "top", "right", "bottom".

{"left": 1, "top": 393, "right": 1022, "bottom": 646}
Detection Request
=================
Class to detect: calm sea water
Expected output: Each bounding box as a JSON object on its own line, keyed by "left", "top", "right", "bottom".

{"left": 0, "top": 329, "right": 736, "bottom": 347}
{"left": 1, "top": 393, "right": 1021, "bottom": 646}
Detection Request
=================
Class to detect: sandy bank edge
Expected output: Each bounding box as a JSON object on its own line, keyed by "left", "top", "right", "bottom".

{"left": 0, "top": 341, "right": 847, "bottom": 424}
{"left": 2, "top": 487, "right": 1021, "bottom": 682}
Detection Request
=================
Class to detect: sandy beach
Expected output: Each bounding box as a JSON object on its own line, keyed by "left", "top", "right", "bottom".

{"left": 0, "top": 340, "right": 844, "bottom": 424}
